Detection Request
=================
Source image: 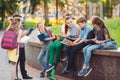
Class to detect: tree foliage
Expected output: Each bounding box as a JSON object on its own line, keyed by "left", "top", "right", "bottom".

{"left": 0, "top": 0, "right": 19, "bottom": 22}
{"left": 30, "top": 0, "right": 41, "bottom": 14}
{"left": 111, "top": 0, "right": 120, "bottom": 6}
{"left": 79, "top": 0, "right": 100, "bottom": 3}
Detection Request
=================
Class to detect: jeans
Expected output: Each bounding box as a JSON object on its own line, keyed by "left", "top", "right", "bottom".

{"left": 83, "top": 44, "right": 101, "bottom": 66}
{"left": 66, "top": 41, "right": 95, "bottom": 69}
{"left": 66, "top": 43, "right": 88, "bottom": 70}
{"left": 37, "top": 41, "right": 52, "bottom": 72}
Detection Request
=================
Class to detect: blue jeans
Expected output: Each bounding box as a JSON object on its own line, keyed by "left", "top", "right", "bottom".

{"left": 83, "top": 44, "right": 101, "bottom": 66}
{"left": 37, "top": 41, "right": 52, "bottom": 72}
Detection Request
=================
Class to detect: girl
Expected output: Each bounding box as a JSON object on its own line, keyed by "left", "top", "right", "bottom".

{"left": 46, "top": 17, "right": 80, "bottom": 72}
{"left": 7, "top": 15, "right": 22, "bottom": 64}
{"left": 78, "top": 16, "right": 110, "bottom": 77}
{"left": 6, "top": 14, "right": 33, "bottom": 79}
{"left": 36, "top": 22, "right": 55, "bottom": 77}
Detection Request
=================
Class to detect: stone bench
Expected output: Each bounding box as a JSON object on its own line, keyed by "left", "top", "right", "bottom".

{"left": 25, "top": 41, "right": 120, "bottom": 80}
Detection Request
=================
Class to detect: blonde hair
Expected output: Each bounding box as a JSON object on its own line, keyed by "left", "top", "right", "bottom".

{"left": 36, "top": 22, "right": 47, "bottom": 33}
{"left": 6, "top": 17, "right": 21, "bottom": 35}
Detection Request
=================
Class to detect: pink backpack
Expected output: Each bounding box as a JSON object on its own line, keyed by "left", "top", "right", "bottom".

{"left": 1, "top": 29, "right": 18, "bottom": 50}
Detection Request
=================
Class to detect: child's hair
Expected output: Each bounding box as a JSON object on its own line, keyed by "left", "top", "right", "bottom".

{"left": 36, "top": 22, "right": 47, "bottom": 33}
{"left": 13, "top": 14, "right": 22, "bottom": 18}
{"left": 64, "top": 17, "right": 73, "bottom": 35}
{"left": 6, "top": 14, "right": 22, "bottom": 35}
{"left": 91, "top": 16, "right": 110, "bottom": 39}
{"left": 76, "top": 16, "right": 86, "bottom": 24}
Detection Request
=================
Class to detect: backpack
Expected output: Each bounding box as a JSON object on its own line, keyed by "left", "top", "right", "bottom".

{"left": 1, "top": 29, "right": 18, "bottom": 50}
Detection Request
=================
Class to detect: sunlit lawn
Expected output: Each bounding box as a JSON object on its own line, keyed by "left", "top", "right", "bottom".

{"left": 104, "top": 19, "right": 120, "bottom": 47}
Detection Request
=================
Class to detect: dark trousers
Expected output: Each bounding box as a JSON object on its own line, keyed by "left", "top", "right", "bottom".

{"left": 67, "top": 41, "right": 95, "bottom": 70}
{"left": 19, "top": 47, "right": 27, "bottom": 77}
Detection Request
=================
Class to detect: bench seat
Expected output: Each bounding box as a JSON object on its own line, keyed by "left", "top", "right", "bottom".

{"left": 25, "top": 41, "right": 120, "bottom": 80}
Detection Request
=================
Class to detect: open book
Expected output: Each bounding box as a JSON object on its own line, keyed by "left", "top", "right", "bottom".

{"left": 21, "top": 36, "right": 31, "bottom": 43}
{"left": 61, "top": 38, "right": 73, "bottom": 45}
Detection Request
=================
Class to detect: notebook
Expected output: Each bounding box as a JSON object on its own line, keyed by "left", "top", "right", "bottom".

{"left": 61, "top": 38, "right": 72, "bottom": 45}
{"left": 21, "top": 36, "right": 30, "bottom": 43}
{"left": 37, "top": 33, "right": 46, "bottom": 41}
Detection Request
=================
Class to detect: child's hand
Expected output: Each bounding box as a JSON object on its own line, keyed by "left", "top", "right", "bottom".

{"left": 57, "top": 35, "right": 62, "bottom": 40}
{"left": 81, "top": 39, "right": 87, "bottom": 43}
{"left": 39, "top": 42, "right": 44, "bottom": 46}
{"left": 68, "top": 42, "right": 75, "bottom": 46}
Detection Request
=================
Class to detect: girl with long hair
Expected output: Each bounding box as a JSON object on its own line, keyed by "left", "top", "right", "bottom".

{"left": 36, "top": 22, "right": 55, "bottom": 77}
{"left": 7, "top": 15, "right": 22, "bottom": 63}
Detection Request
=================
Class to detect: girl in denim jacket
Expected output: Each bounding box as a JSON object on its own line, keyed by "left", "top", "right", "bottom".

{"left": 36, "top": 22, "right": 55, "bottom": 77}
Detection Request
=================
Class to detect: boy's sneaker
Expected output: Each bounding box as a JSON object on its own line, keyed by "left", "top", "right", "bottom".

{"left": 84, "top": 68, "right": 92, "bottom": 77}
{"left": 78, "top": 68, "right": 92, "bottom": 77}
{"left": 40, "top": 72, "right": 44, "bottom": 78}
{"left": 61, "top": 56, "right": 68, "bottom": 62}
{"left": 46, "top": 64, "right": 55, "bottom": 72}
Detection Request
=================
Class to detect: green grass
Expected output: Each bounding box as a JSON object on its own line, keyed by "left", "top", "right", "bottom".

{"left": 51, "top": 26, "right": 61, "bottom": 35}
{"left": 104, "top": 19, "right": 120, "bottom": 47}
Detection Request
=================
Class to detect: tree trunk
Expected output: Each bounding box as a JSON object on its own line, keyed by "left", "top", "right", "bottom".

{"left": 56, "top": 0, "right": 58, "bottom": 25}
{"left": 23, "top": 0, "right": 31, "bottom": 26}
{"left": 44, "top": 0, "right": 49, "bottom": 26}
{"left": 1, "top": 0, "right": 5, "bottom": 22}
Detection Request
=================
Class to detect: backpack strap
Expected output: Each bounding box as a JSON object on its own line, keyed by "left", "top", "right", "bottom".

{"left": 47, "top": 29, "right": 53, "bottom": 37}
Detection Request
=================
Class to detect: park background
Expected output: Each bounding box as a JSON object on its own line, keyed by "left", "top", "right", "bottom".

{"left": 0, "top": 0, "right": 120, "bottom": 46}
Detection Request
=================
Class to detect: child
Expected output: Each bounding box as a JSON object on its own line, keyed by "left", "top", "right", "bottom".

{"left": 12, "top": 14, "right": 33, "bottom": 79}
{"left": 36, "top": 22, "right": 55, "bottom": 77}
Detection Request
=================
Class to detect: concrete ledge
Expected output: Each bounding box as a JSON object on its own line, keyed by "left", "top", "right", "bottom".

{"left": 25, "top": 42, "right": 120, "bottom": 80}
{"left": 93, "top": 48, "right": 120, "bottom": 57}
{"left": 25, "top": 41, "right": 42, "bottom": 70}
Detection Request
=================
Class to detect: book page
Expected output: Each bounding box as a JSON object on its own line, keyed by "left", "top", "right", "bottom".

{"left": 61, "top": 38, "right": 72, "bottom": 45}
{"left": 21, "top": 36, "right": 30, "bottom": 43}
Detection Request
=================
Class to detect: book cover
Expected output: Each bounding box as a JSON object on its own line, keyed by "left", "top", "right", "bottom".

{"left": 37, "top": 33, "right": 46, "bottom": 41}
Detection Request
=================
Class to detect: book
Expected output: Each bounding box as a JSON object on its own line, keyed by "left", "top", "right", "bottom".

{"left": 37, "top": 33, "right": 46, "bottom": 41}
{"left": 21, "top": 36, "right": 30, "bottom": 43}
{"left": 61, "top": 38, "right": 73, "bottom": 45}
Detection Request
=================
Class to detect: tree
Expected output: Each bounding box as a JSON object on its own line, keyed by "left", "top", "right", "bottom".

{"left": 0, "top": 0, "right": 18, "bottom": 22}
{"left": 79, "top": 0, "right": 100, "bottom": 3}
{"left": 28, "top": 0, "right": 51, "bottom": 26}
{"left": 30, "top": 0, "right": 41, "bottom": 14}
{"left": 43, "top": 0, "right": 52, "bottom": 26}
{"left": 56, "top": 0, "right": 58, "bottom": 25}
{"left": 102, "top": 0, "right": 112, "bottom": 18}
{"left": 111, "top": 0, "right": 120, "bottom": 6}
{"left": 22, "top": 0, "right": 31, "bottom": 26}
